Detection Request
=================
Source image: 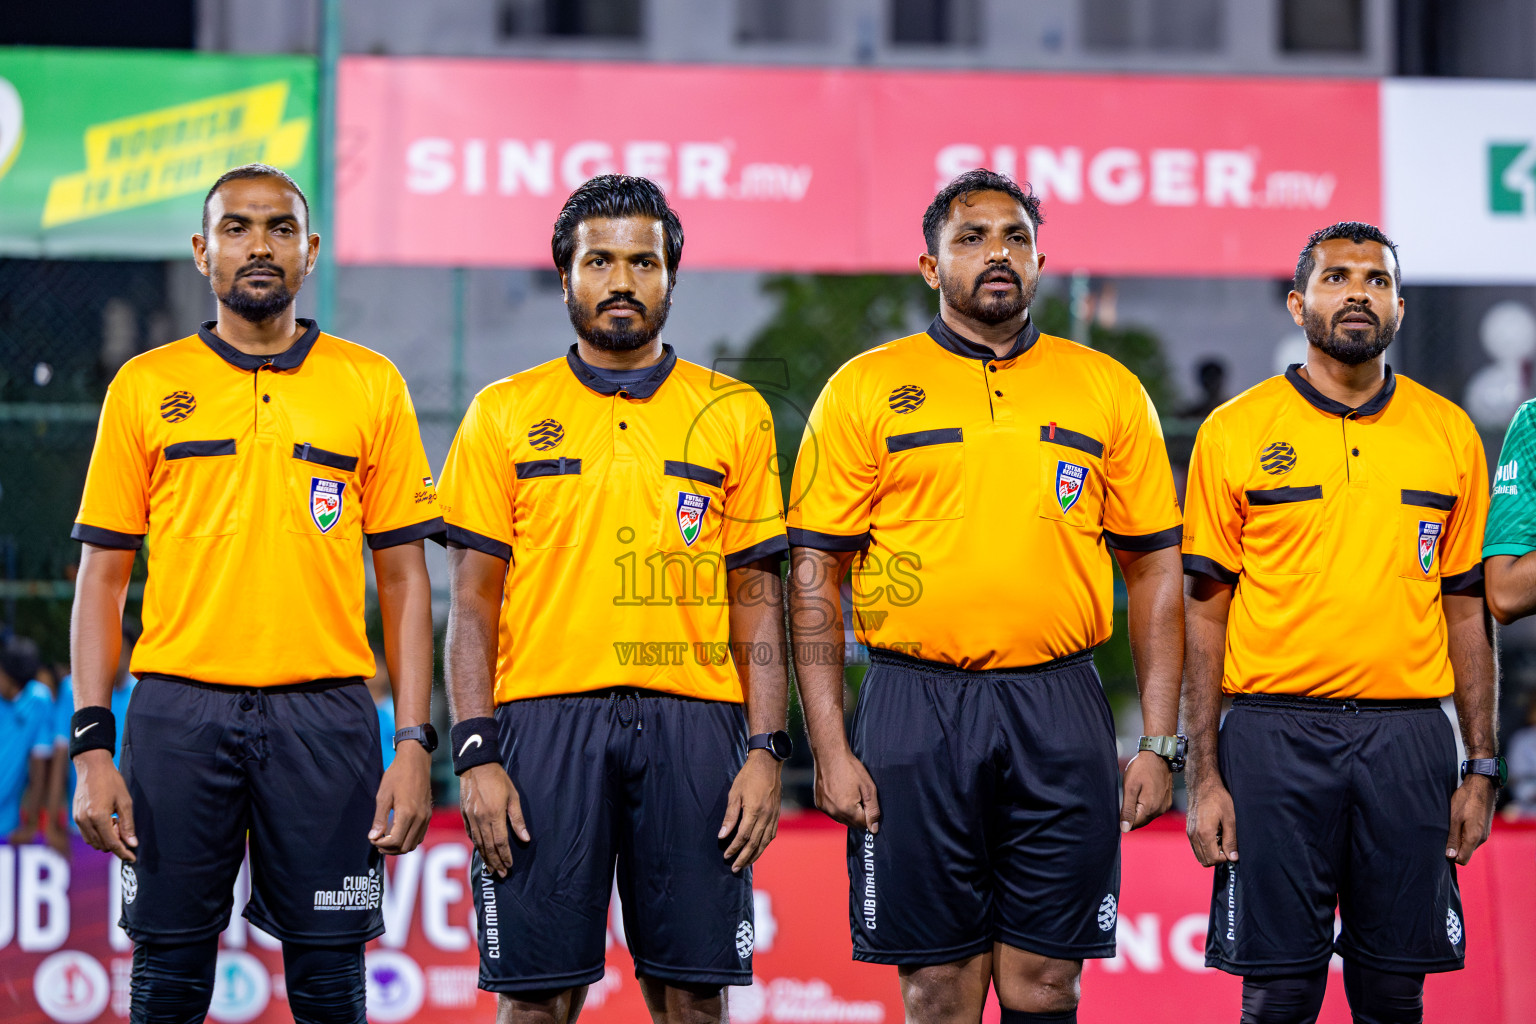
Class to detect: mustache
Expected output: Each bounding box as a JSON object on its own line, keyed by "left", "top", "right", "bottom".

{"left": 237, "top": 260, "right": 284, "bottom": 279}
{"left": 597, "top": 296, "right": 647, "bottom": 314}
{"left": 1333, "top": 305, "right": 1378, "bottom": 325}
{"left": 973, "top": 265, "right": 1022, "bottom": 292}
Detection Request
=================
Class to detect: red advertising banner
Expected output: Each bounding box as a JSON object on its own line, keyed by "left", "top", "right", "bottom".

{"left": 2, "top": 816, "right": 1531, "bottom": 1023}
{"left": 335, "top": 59, "right": 1380, "bottom": 277}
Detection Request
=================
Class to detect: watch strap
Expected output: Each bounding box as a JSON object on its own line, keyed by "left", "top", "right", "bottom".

{"left": 1137, "top": 734, "right": 1187, "bottom": 772}
{"left": 747, "top": 731, "right": 793, "bottom": 762}
{"left": 393, "top": 723, "right": 438, "bottom": 753}
{"left": 1461, "top": 757, "right": 1507, "bottom": 787}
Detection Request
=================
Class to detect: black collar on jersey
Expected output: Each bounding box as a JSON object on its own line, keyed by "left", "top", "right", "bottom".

{"left": 565, "top": 343, "right": 676, "bottom": 399}
{"left": 926, "top": 313, "right": 1039, "bottom": 361}
{"left": 1284, "top": 363, "right": 1396, "bottom": 418}
{"left": 199, "top": 318, "right": 321, "bottom": 372}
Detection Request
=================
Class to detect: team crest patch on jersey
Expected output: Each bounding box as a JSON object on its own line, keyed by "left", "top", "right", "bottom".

{"left": 1418, "top": 520, "right": 1442, "bottom": 574}
{"left": 888, "top": 384, "right": 926, "bottom": 413}
{"left": 1260, "top": 441, "right": 1296, "bottom": 475}
{"left": 311, "top": 478, "right": 345, "bottom": 534}
{"left": 527, "top": 418, "right": 564, "bottom": 451}
{"left": 1056, "top": 461, "right": 1087, "bottom": 514}
{"left": 159, "top": 390, "right": 196, "bottom": 422}
{"left": 677, "top": 491, "right": 709, "bottom": 546}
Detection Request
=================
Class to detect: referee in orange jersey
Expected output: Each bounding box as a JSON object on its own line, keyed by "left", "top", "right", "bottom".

{"left": 439, "top": 176, "right": 789, "bottom": 1024}
{"left": 1182, "top": 223, "right": 1497, "bottom": 1024}
{"left": 789, "top": 170, "right": 1186, "bottom": 1024}
{"left": 70, "top": 165, "right": 442, "bottom": 1024}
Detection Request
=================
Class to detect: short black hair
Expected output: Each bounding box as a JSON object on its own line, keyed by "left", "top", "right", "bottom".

{"left": 1293, "top": 221, "right": 1401, "bottom": 294}
{"left": 202, "top": 163, "right": 311, "bottom": 236}
{"left": 0, "top": 635, "right": 40, "bottom": 686}
{"left": 551, "top": 174, "right": 684, "bottom": 277}
{"left": 923, "top": 169, "right": 1044, "bottom": 256}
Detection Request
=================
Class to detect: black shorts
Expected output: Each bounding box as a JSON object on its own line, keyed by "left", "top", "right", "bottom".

{"left": 847, "top": 648, "right": 1122, "bottom": 966}
{"left": 119, "top": 675, "right": 384, "bottom": 944}
{"left": 1206, "top": 694, "right": 1465, "bottom": 976}
{"left": 472, "top": 689, "right": 753, "bottom": 992}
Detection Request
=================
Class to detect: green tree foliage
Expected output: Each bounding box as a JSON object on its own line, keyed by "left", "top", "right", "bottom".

{"left": 1030, "top": 294, "right": 1176, "bottom": 413}
{"left": 728, "top": 275, "right": 939, "bottom": 504}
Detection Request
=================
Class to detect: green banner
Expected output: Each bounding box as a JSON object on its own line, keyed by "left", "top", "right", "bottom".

{"left": 0, "top": 48, "right": 315, "bottom": 258}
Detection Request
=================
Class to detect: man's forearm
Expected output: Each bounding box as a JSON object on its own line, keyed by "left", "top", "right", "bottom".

{"left": 728, "top": 561, "right": 789, "bottom": 736}
{"left": 69, "top": 545, "right": 135, "bottom": 711}
{"left": 1182, "top": 580, "right": 1234, "bottom": 790}
{"left": 788, "top": 548, "right": 852, "bottom": 756}
{"left": 374, "top": 541, "right": 434, "bottom": 728}
{"left": 444, "top": 548, "right": 505, "bottom": 723}
{"left": 1118, "top": 547, "right": 1184, "bottom": 736}
{"left": 1447, "top": 595, "right": 1498, "bottom": 759}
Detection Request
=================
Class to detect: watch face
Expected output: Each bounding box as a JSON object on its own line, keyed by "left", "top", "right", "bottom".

{"left": 769, "top": 731, "right": 794, "bottom": 760}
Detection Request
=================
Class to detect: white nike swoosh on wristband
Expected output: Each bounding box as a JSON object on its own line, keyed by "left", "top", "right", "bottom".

{"left": 458, "top": 735, "right": 483, "bottom": 757}
{"left": 74, "top": 723, "right": 99, "bottom": 738}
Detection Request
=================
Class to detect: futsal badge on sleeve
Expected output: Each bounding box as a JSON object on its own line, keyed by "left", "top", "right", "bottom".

{"left": 311, "top": 478, "right": 345, "bottom": 534}
{"left": 1056, "top": 461, "right": 1087, "bottom": 514}
{"left": 1417, "top": 520, "right": 1442, "bottom": 574}
{"left": 676, "top": 491, "right": 709, "bottom": 546}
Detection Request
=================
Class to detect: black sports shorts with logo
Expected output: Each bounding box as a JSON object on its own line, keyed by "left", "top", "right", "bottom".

{"left": 1206, "top": 693, "right": 1466, "bottom": 976}
{"left": 472, "top": 688, "right": 753, "bottom": 992}
{"left": 847, "top": 648, "right": 1122, "bottom": 966}
{"left": 119, "top": 675, "right": 385, "bottom": 944}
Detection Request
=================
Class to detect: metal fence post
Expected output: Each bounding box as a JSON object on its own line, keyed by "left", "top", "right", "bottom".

{"left": 314, "top": 0, "right": 341, "bottom": 330}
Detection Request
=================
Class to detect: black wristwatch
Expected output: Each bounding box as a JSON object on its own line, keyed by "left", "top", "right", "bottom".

{"left": 1460, "top": 757, "right": 1508, "bottom": 788}
{"left": 1137, "top": 734, "right": 1188, "bottom": 773}
{"left": 394, "top": 723, "right": 439, "bottom": 753}
{"left": 748, "top": 730, "right": 794, "bottom": 762}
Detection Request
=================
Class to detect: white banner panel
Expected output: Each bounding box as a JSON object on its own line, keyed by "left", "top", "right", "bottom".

{"left": 1383, "top": 79, "right": 1536, "bottom": 284}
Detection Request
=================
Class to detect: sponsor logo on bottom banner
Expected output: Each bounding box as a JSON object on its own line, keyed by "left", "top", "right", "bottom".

{"left": 366, "top": 950, "right": 426, "bottom": 1024}
{"left": 33, "top": 951, "right": 110, "bottom": 1024}
{"left": 729, "top": 977, "right": 886, "bottom": 1024}
{"left": 209, "top": 950, "right": 271, "bottom": 1024}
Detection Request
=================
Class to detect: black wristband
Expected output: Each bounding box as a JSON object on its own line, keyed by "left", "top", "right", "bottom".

{"left": 450, "top": 717, "right": 499, "bottom": 775}
{"left": 69, "top": 707, "right": 117, "bottom": 759}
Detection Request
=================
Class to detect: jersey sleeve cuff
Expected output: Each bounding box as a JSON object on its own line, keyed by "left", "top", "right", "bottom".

{"left": 365, "top": 517, "right": 447, "bottom": 549}
{"left": 1441, "top": 564, "right": 1484, "bottom": 594}
{"left": 1482, "top": 542, "right": 1536, "bottom": 558}
{"left": 725, "top": 535, "right": 789, "bottom": 571}
{"left": 786, "top": 527, "right": 870, "bottom": 552}
{"left": 71, "top": 523, "right": 145, "bottom": 550}
{"left": 445, "top": 523, "right": 512, "bottom": 562}
{"left": 1183, "top": 553, "right": 1240, "bottom": 584}
{"left": 1103, "top": 524, "right": 1183, "bottom": 552}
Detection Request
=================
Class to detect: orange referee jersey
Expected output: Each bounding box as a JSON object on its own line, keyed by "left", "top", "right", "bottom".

{"left": 436, "top": 345, "right": 788, "bottom": 705}
{"left": 1182, "top": 366, "right": 1488, "bottom": 700}
{"left": 73, "top": 320, "right": 443, "bottom": 687}
{"left": 787, "top": 315, "right": 1182, "bottom": 669}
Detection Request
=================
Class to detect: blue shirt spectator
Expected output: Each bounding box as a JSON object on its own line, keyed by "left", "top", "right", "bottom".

{"left": 367, "top": 649, "right": 396, "bottom": 771}
{"left": 1, "top": 637, "right": 55, "bottom": 836}
{"left": 377, "top": 694, "right": 397, "bottom": 771}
